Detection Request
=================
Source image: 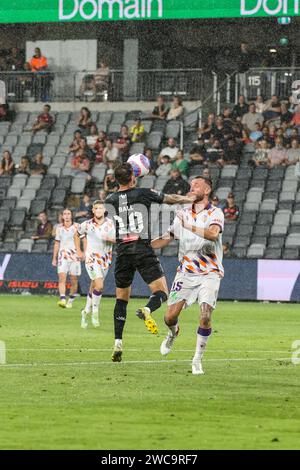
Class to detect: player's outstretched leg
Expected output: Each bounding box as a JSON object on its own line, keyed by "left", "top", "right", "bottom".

{"left": 81, "top": 288, "right": 92, "bottom": 329}
{"left": 57, "top": 273, "right": 67, "bottom": 308}
{"left": 66, "top": 275, "right": 78, "bottom": 309}
{"left": 160, "top": 301, "right": 183, "bottom": 356}
{"left": 136, "top": 278, "right": 168, "bottom": 335}
{"left": 91, "top": 289, "right": 102, "bottom": 327}
{"left": 192, "top": 303, "right": 213, "bottom": 375}
{"left": 112, "top": 298, "right": 128, "bottom": 362}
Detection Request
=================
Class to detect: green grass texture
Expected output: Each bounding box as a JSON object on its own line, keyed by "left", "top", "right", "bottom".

{"left": 0, "top": 295, "right": 299, "bottom": 450}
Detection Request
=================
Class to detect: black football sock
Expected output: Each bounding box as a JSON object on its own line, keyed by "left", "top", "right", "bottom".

{"left": 114, "top": 299, "right": 128, "bottom": 340}
{"left": 145, "top": 291, "right": 168, "bottom": 313}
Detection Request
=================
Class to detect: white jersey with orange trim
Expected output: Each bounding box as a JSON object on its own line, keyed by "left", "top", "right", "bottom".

{"left": 171, "top": 203, "right": 224, "bottom": 277}
{"left": 55, "top": 223, "right": 79, "bottom": 262}
{"left": 78, "top": 218, "right": 115, "bottom": 279}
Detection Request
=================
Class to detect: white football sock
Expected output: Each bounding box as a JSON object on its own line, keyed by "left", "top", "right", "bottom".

{"left": 85, "top": 293, "right": 92, "bottom": 313}
{"left": 92, "top": 289, "right": 102, "bottom": 315}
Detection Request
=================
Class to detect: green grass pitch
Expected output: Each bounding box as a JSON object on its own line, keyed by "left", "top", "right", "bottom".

{"left": 0, "top": 295, "right": 300, "bottom": 450}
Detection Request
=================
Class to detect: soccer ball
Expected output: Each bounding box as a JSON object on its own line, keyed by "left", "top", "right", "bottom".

{"left": 128, "top": 153, "right": 150, "bottom": 177}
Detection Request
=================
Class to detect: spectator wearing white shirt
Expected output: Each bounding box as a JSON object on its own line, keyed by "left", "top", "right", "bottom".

{"left": 242, "top": 103, "right": 264, "bottom": 132}
{"left": 158, "top": 138, "right": 179, "bottom": 163}
{"left": 166, "top": 96, "right": 184, "bottom": 121}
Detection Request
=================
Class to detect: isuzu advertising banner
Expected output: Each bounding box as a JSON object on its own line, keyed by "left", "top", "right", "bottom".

{"left": 0, "top": 1, "right": 299, "bottom": 24}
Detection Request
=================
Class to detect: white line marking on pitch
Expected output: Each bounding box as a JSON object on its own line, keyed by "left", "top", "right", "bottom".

{"left": 0, "top": 341, "right": 6, "bottom": 365}
{"left": 4, "top": 348, "right": 291, "bottom": 354}
{"left": 0, "top": 357, "right": 291, "bottom": 369}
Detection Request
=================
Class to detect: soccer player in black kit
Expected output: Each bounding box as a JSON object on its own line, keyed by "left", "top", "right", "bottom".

{"left": 106, "top": 163, "right": 196, "bottom": 362}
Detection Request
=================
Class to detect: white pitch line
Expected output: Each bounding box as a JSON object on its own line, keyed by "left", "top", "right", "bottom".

{"left": 0, "top": 357, "right": 292, "bottom": 369}
{"left": 3, "top": 348, "right": 291, "bottom": 354}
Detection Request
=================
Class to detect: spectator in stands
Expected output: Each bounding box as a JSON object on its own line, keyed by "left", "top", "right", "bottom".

{"left": 241, "top": 129, "right": 251, "bottom": 145}
{"left": 155, "top": 155, "right": 172, "bottom": 177}
{"left": 16, "top": 156, "right": 30, "bottom": 175}
{"left": 232, "top": 95, "right": 249, "bottom": 121}
{"left": 75, "top": 193, "right": 92, "bottom": 222}
{"left": 255, "top": 95, "right": 267, "bottom": 114}
{"left": 291, "top": 105, "right": 300, "bottom": 129}
{"left": 144, "top": 148, "right": 156, "bottom": 174}
{"left": 104, "top": 169, "right": 119, "bottom": 194}
{"left": 189, "top": 137, "right": 205, "bottom": 168}
{"left": 69, "top": 130, "right": 82, "bottom": 154}
{"left": 172, "top": 150, "right": 189, "bottom": 177}
{"left": 94, "top": 141, "right": 106, "bottom": 164}
{"left": 52, "top": 211, "right": 64, "bottom": 238}
{"left": 98, "top": 189, "right": 107, "bottom": 202}
{"left": 258, "top": 126, "right": 271, "bottom": 144}
{"left": 280, "top": 102, "right": 293, "bottom": 126}
{"left": 115, "top": 125, "right": 131, "bottom": 162}
{"left": 288, "top": 94, "right": 297, "bottom": 114}
{"left": 152, "top": 95, "right": 169, "bottom": 120}
{"left": 30, "top": 153, "right": 47, "bottom": 176}
{"left": 276, "top": 127, "right": 289, "bottom": 148}
{"left": 0, "top": 151, "right": 14, "bottom": 176}
{"left": 29, "top": 104, "right": 54, "bottom": 133}
{"left": 202, "top": 168, "right": 211, "bottom": 179}
{"left": 212, "top": 195, "right": 222, "bottom": 208}
{"left": 0, "top": 97, "right": 10, "bottom": 122}
{"left": 76, "top": 137, "right": 94, "bottom": 162}
{"left": 212, "top": 117, "right": 228, "bottom": 141}
{"left": 93, "top": 59, "right": 110, "bottom": 99}
{"left": 242, "top": 103, "right": 264, "bottom": 132}
{"left": 30, "top": 48, "right": 48, "bottom": 72}
{"left": 204, "top": 138, "right": 224, "bottom": 166}
{"left": 6, "top": 47, "right": 24, "bottom": 71}
{"left": 223, "top": 193, "right": 239, "bottom": 221}
{"left": 31, "top": 211, "right": 53, "bottom": 241}
{"left": 103, "top": 138, "right": 120, "bottom": 167}
{"left": 288, "top": 128, "right": 300, "bottom": 145}
{"left": 163, "top": 169, "right": 190, "bottom": 195}
{"left": 263, "top": 95, "right": 281, "bottom": 123}
{"left": 198, "top": 113, "right": 216, "bottom": 141}
{"left": 237, "top": 42, "right": 252, "bottom": 98}
{"left": 223, "top": 242, "right": 232, "bottom": 257}
{"left": 166, "top": 95, "right": 184, "bottom": 121}
{"left": 222, "top": 107, "right": 235, "bottom": 129}
{"left": 86, "top": 124, "right": 98, "bottom": 148}
{"left": 71, "top": 146, "right": 91, "bottom": 176}
{"left": 268, "top": 137, "right": 286, "bottom": 168}
{"left": 219, "top": 138, "right": 241, "bottom": 166}
{"left": 158, "top": 138, "right": 179, "bottom": 163}
{"left": 130, "top": 118, "right": 145, "bottom": 143}
{"left": 250, "top": 140, "right": 270, "bottom": 168}
{"left": 286, "top": 139, "right": 300, "bottom": 166}
{"left": 250, "top": 122, "right": 263, "bottom": 142}
{"left": 77, "top": 107, "right": 92, "bottom": 135}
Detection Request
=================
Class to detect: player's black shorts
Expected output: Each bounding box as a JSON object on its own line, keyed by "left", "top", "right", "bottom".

{"left": 115, "top": 246, "right": 165, "bottom": 288}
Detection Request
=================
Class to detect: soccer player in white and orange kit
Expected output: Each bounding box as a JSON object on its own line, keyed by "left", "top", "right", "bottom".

{"left": 52, "top": 208, "right": 81, "bottom": 309}
{"left": 74, "top": 200, "right": 115, "bottom": 329}
{"left": 152, "top": 176, "right": 224, "bottom": 375}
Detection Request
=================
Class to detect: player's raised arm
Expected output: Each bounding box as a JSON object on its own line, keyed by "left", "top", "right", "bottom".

{"left": 163, "top": 193, "right": 197, "bottom": 205}
{"left": 151, "top": 231, "right": 174, "bottom": 249}
{"left": 177, "top": 211, "right": 221, "bottom": 242}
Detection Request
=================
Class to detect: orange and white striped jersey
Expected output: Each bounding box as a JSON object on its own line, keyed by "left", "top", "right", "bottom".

{"left": 170, "top": 203, "right": 224, "bottom": 277}
{"left": 55, "top": 223, "right": 79, "bottom": 262}
{"left": 78, "top": 218, "right": 115, "bottom": 269}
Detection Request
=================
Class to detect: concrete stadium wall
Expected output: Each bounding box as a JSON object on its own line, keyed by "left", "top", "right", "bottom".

{"left": 0, "top": 254, "right": 299, "bottom": 302}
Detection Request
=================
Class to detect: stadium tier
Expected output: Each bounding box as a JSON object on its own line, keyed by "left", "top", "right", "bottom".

{"left": 0, "top": 108, "right": 300, "bottom": 259}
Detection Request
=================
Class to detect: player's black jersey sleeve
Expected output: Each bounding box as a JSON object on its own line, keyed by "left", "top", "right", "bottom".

{"left": 138, "top": 188, "right": 164, "bottom": 206}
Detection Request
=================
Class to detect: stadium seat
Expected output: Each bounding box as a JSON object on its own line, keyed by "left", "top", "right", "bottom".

{"left": 17, "top": 238, "right": 34, "bottom": 253}
{"left": 32, "top": 240, "right": 48, "bottom": 253}
{"left": 0, "top": 176, "right": 12, "bottom": 188}
{"left": 16, "top": 199, "right": 32, "bottom": 212}
{"left": 139, "top": 176, "right": 155, "bottom": 189}
{"left": 7, "top": 188, "right": 22, "bottom": 199}
{"left": 1, "top": 198, "right": 16, "bottom": 210}
{"left": 97, "top": 112, "right": 113, "bottom": 125}
{"left": 239, "top": 212, "right": 257, "bottom": 225}
{"left": 234, "top": 236, "right": 251, "bottom": 248}
{"left": 130, "top": 143, "right": 145, "bottom": 154}
{"left": 221, "top": 166, "right": 238, "bottom": 179}
{"left": 0, "top": 207, "right": 11, "bottom": 223}
{"left": 0, "top": 241, "right": 16, "bottom": 252}
{"left": 236, "top": 225, "right": 253, "bottom": 237}
{"left": 36, "top": 189, "right": 52, "bottom": 201}
{"left": 271, "top": 225, "right": 288, "bottom": 236}
{"left": 9, "top": 209, "right": 26, "bottom": 230}
{"left": 146, "top": 132, "right": 162, "bottom": 150}
{"left": 247, "top": 244, "right": 265, "bottom": 258}
{"left": 5, "top": 135, "right": 18, "bottom": 146}
{"left": 111, "top": 112, "right": 126, "bottom": 124}
{"left": 0, "top": 220, "right": 5, "bottom": 237}
{"left": 30, "top": 200, "right": 46, "bottom": 216}
{"left": 285, "top": 234, "right": 300, "bottom": 248}
{"left": 91, "top": 167, "right": 106, "bottom": 183}
{"left": 12, "top": 174, "right": 28, "bottom": 189}
{"left": 264, "top": 248, "right": 282, "bottom": 259}
{"left": 232, "top": 247, "right": 247, "bottom": 258}
{"left": 48, "top": 167, "right": 62, "bottom": 178}
{"left": 51, "top": 189, "right": 66, "bottom": 208}
{"left": 22, "top": 188, "right": 37, "bottom": 200}
{"left": 268, "top": 236, "right": 285, "bottom": 248}
{"left": 155, "top": 176, "right": 169, "bottom": 191}
{"left": 282, "top": 248, "right": 299, "bottom": 259}
{"left": 27, "top": 175, "right": 43, "bottom": 190}
{"left": 253, "top": 225, "right": 270, "bottom": 237}
{"left": 166, "top": 121, "right": 181, "bottom": 139}
{"left": 56, "top": 176, "right": 72, "bottom": 190}
{"left": 260, "top": 200, "right": 277, "bottom": 213}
